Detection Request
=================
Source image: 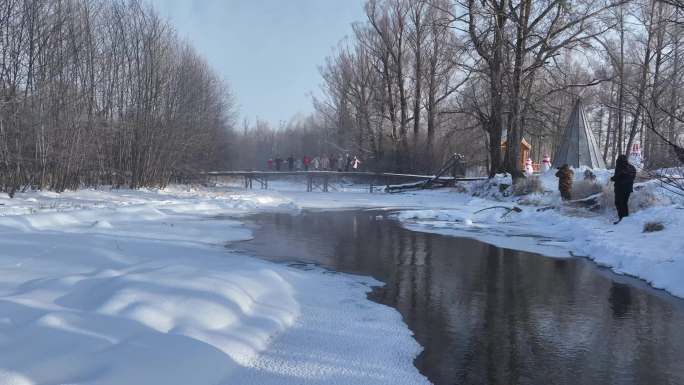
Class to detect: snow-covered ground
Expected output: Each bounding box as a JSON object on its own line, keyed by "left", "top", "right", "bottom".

{"left": 1, "top": 170, "right": 682, "bottom": 384}
{"left": 0, "top": 188, "right": 429, "bottom": 385}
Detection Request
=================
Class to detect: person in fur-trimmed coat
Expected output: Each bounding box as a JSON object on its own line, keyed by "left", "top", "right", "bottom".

{"left": 555, "top": 164, "right": 574, "bottom": 201}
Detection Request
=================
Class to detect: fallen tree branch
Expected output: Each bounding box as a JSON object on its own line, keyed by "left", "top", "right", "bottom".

{"left": 473, "top": 206, "right": 523, "bottom": 219}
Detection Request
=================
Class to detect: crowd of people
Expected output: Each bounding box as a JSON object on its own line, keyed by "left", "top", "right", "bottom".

{"left": 266, "top": 154, "right": 362, "bottom": 172}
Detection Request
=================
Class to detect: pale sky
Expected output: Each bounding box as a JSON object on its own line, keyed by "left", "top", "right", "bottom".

{"left": 148, "top": 0, "right": 365, "bottom": 127}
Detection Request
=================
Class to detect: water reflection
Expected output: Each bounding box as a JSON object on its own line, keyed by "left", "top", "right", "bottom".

{"left": 609, "top": 282, "right": 633, "bottom": 319}
{"left": 232, "top": 210, "right": 684, "bottom": 385}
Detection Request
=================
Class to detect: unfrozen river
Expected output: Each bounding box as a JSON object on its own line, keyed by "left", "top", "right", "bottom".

{"left": 231, "top": 210, "right": 684, "bottom": 385}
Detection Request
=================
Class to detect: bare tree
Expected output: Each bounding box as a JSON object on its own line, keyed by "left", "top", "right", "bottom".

{"left": 0, "top": 0, "right": 235, "bottom": 194}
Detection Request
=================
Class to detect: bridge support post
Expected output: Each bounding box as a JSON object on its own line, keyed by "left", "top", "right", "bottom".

{"left": 323, "top": 175, "right": 329, "bottom": 192}
{"left": 307, "top": 175, "right": 313, "bottom": 192}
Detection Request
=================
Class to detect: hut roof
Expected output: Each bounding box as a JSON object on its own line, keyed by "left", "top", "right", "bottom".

{"left": 501, "top": 138, "right": 532, "bottom": 150}
{"left": 552, "top": 99, "right": 606, "bottom": 169}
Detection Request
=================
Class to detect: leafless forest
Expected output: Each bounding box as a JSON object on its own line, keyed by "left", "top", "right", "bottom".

{"left": 2, "top": 0, "right": 684, "bottom": 193}
{"left": 0, "top": 0, "right": 233, "bottom": 195}
{"left": 234, "top": 0, "right": 684, "bottom": 178}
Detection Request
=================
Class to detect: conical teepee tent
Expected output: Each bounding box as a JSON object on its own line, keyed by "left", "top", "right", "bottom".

{"left": 552, "top": 99, "right": 606, "bottom": 169}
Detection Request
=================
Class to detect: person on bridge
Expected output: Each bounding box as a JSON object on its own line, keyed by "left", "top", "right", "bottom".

{"left": 611, "top": 154, "right": 636, "bottom": 224}
{"left": 303, "top": 155, "right": 311, "bottom": 171}
{"left": 275, "top": 157, "right": 283, "bottom": 171}
{"left": 344, "top": 154, "right": 352, "bottom": 172}
{"left": 555, "top": 164, "right": 573, "bottom": 201}
{"left": 352, "top": 156, "right": 361, "bottom": 170}
{"left": 321, "top": 154, "right": 330, "bottom": 170}
{"left": 330, "top": 156, "right": 338, "bottom": 171}
{"left": 287, "top": 155, "right": 295, "bottom": 171}
{"left": 267, "top": 158, "right": 273, "bottom": 171}
{"left": 312, "top": 156, "right": 320, "bottom": 170}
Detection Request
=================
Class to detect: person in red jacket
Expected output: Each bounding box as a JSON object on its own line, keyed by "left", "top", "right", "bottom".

{"left": 303, "top": 155, "right": 311, "bottom": 171}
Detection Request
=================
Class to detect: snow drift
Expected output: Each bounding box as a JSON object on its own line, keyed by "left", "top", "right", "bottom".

{"left": 0, "top": 188, "right": 429, "bottom": 385}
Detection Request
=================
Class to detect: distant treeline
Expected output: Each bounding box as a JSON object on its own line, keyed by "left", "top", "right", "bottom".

{"left": 0, "top": 0, "right": 234, "bottom": 195}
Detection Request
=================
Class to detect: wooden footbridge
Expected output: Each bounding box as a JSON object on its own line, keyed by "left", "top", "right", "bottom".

{"left": 204, "top": 155, "right": 486, "bottom": 193}
{"left": 205, "top": 170, "right": 484, "bottom": 192}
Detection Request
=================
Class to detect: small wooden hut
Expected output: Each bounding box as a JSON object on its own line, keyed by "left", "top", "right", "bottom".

{"left": 501, "top": 138, "right": 532, "bottom": 170}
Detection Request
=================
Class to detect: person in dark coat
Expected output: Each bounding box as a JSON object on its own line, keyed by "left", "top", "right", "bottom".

{"left": 287, "top": 155, "right": 294, "bottom": 171}
{"left": 344, "top": 154, "right": 352, "bottom": 172}
{"left": 555, "top": 164, "right": 574, "bottom": 201}
{"left": 611, "top": 154, "right": 636, "bottom": 224}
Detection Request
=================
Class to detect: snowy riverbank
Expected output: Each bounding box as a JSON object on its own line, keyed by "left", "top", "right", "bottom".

{"left": 392, "top": 171, "right": 684, "bottom": 298}
{"left": 0, "top": 188, "right": 429, "bottom": 385}
{"left": 1, "top": 177, "right": 682, "bottom": 383}
{"left": 216, "top": 176, "right": 684, "bottom": 299}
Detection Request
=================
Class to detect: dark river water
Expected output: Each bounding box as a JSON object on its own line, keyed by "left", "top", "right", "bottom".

{"left": 229, "top": 210, "right": 684, "bottom": 385}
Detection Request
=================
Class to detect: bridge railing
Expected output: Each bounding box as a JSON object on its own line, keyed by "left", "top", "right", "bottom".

{"left": 202, "top": 170, "right": 486, "bottom": 193}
